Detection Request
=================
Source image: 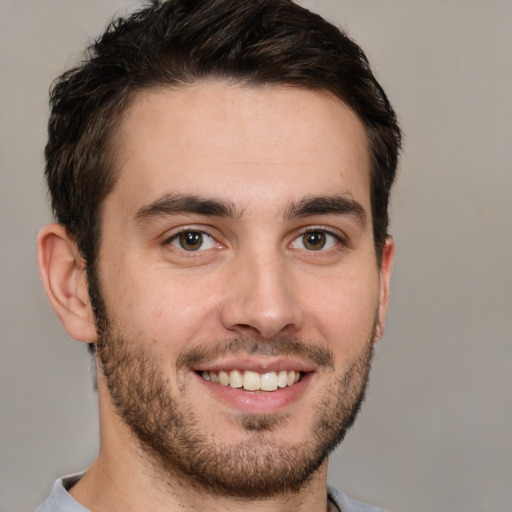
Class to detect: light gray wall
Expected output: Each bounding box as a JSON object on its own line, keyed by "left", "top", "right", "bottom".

{"left": 1, "top": 1, "right": 511, "bottom": 511}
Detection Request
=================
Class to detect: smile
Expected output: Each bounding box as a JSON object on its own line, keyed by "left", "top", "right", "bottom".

{"left": 200, "top": 370, "right": 303, "bottom": 391}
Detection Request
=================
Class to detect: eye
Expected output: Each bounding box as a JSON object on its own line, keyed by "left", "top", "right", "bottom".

{"left": 168, "top": 230, "right": 217, "bottom": 251}
{"left": 290, "top": 230, "right": 339, "bottom": 251}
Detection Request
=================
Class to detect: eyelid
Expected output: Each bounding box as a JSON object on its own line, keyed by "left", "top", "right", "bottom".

{"left": 287, "top": 225, "right": 350, "bottom": 256}
{"left": 163, "top": 224, "right": 217, "bottom": 239}
{"left": 160, "top": 224, "right": 348, "bottom": 252}
{"left": 162, "top": 225, "right": 224, "bottom": 249}
{"left": 294, "top": 225, "right": 347, "bottom": 243}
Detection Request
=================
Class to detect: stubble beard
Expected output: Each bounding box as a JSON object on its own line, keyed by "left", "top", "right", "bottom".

{"left": 91, "top": 280, "right": 376, "bottom": 499}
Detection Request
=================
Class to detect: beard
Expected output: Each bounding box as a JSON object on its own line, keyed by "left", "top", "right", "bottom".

{"left": 90, "top": 276, "right": 376, "bottom": 499}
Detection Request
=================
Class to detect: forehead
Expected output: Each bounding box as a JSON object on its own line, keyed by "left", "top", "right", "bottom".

{"left": 109, "top": 81, "right": 371, "bottom": 215}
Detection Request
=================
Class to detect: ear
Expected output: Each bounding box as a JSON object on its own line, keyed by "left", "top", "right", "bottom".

{"left": 37, "top": 223, "right": 97, "bottom": 342}
{"left": 375, "top": 236, "right": 395, "bottom": 342}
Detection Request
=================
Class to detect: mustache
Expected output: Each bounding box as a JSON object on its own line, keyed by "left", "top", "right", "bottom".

{"left": 176, "top": 337, "right": 334, "bottom": 371}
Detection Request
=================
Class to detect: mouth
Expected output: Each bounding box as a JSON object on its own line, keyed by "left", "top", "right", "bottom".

{"left": 191, "top": 357, "right": 317, "bottom": 413}
{"left": 199, "top": 369, "right": 303, "bottom": 392}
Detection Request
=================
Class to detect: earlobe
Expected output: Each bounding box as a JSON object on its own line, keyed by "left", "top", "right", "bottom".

{"left": 375, "top": 236, "right": 395, "bottom": 342}
{"left": 37, "top": 223, "right": 97, "bottom": 343}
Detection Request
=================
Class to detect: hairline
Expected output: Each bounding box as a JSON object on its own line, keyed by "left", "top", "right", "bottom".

{"left": 94, "top": 77, "right": 382, "bottom": 268}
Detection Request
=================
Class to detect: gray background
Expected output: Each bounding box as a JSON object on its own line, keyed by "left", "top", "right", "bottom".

{"left": 1, "top": 1, "right": 511, "bottom": 511}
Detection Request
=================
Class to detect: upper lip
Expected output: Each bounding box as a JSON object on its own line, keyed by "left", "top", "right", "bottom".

{"left": 192, "top": 357, "right": 318, "bottom": 374}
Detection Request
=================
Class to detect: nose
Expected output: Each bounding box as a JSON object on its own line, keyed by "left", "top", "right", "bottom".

{"left": 220, "top": 251, "right": 303, "bottom": 339}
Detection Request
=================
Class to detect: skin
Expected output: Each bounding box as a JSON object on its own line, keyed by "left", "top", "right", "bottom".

{"left": 38, "top": 81, "right": 394, "bottom": 512}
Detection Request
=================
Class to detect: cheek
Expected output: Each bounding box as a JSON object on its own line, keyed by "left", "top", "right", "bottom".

{"left": 101, "top": 261, "right": 221, "bottom": 351}
{"left": 304, "top": 268, "right": 380, "bottom": 353}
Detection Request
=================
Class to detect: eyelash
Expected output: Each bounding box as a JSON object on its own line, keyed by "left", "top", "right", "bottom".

{"left": 164, "top": 228, "right": 220, "bottom": 252}
{"left": 291, "top": 227, "right": 346, "bottom": 251}
{"left": 163, "top": 226, "right": 346, "bottom": 254}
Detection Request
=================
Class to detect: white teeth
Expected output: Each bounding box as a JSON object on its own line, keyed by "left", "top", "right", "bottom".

{"left": 200, "top": 369, "right": 302, "bottom": 391}
{"left": 260, "top": 372, "right": 278, "bottom": 391}
{"left": 219, "top": 370, "right": 229, "bottom": 386}
{"left": 243, "top": 371, "right": 261, "bottom": 391}
{"left": 277, "top": 370, "right": 288, "bottom": 388}
{"left": 229, "top": 369, "right": 243, "bottom": 388}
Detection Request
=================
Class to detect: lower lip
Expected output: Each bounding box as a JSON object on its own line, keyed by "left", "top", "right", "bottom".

{"left": 194, "top": 372, "right": 312, "bottom": 414}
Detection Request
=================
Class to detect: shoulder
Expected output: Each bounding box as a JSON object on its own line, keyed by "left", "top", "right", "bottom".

{"left": 328, "top": 485, "right": 387, "bottom": 512}
{"left": 34, "top": 474, "right": 89, "bottom": 512}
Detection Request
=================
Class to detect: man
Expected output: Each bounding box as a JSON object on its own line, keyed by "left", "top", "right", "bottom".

{"left": 36, "top": 0, "right": 401, "bottom": 511}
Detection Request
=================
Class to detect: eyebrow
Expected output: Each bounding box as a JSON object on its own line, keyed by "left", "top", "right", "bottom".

{"left": 285, "top": 195, "right": 367, "bottom": 226}
{"left": 134, "top": 192, "right": 367, "bottom": 227}
{"left": 134, "top": 193, "right": 242, "bottom": 223}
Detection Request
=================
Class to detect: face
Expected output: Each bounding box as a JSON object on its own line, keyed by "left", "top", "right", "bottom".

{"left": 92, "top": 82, "right": 394, "bottom": 497}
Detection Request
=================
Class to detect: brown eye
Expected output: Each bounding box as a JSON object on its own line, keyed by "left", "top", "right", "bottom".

{"left": 290, "top": 229, "right": 339, "bottom": 251}
{"left": 169, "top": 231, "right": 216, "bottom": 251}
{"left": 179, "top": 231, "right": 203, "bottom": 250}
{"left": 302, "top": 231, "right": 327, "bottom": 250}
